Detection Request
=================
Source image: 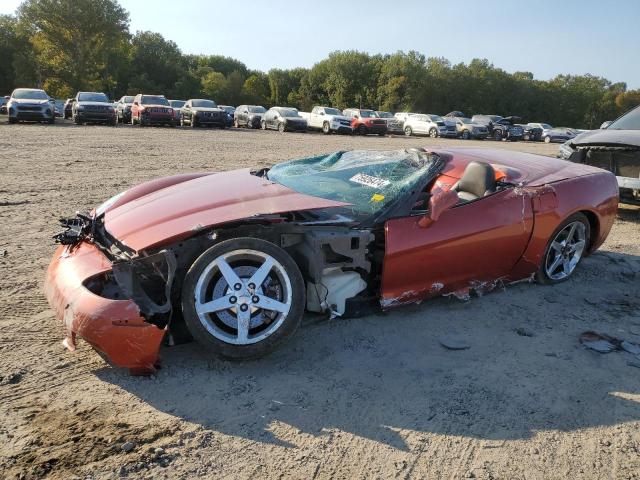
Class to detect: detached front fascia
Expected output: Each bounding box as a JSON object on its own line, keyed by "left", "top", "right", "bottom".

{"left": 45, "top": 242, "right": 166, "bottom": 374}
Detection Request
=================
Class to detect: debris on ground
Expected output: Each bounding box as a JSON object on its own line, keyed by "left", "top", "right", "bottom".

{"left": 515, "top": 327, "right": 535, "bottom": 337}
{"left": 438, "top": 334, "right": 470, "bottom": 350}
{"left": 580, "top": 331, "right": 640, "bottom": 368}
{"left": 121, "top": 441, "right": 135, "bottom": 453}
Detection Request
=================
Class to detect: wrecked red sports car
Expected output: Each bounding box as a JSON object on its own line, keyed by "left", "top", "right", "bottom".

{"left": 45, "top": 148, "right": 619, "bottom": 374}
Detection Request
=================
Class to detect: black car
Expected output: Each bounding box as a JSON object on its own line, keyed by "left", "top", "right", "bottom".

{"left": 560, "top": 105, "right": 640, "bottom": 205}
{"left": 471, "top": 114, "right": 524, "bottom": 141}
{"left": 72, "top": 91, "right": 116, "bottom": 125}
{"left": 262, "top": 107, "right": 307, "bottom": 132}
{"left": 518, "top": 124, "right": 543, "bottom": 142}
{"left": 180, "top": 99, "right": 227, "bottom": 128}
{"left": 218, "top": 105, "right": 235, "bottom": 127}
{"left": 234, "top": 105, "right": 266, "bottom": 128}
{"left": 115, "top": 95, "right": 135, "bottom": 124}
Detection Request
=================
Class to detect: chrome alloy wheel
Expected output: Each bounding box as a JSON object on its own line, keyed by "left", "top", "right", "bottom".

{"left": 193, "top": 249, "right": 292, "bottom": 345}
{"left": 544, "top": 221, "right": 587, "bottom": 281}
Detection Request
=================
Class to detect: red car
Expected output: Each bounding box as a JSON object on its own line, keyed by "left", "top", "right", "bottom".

{"left": 46, "top": 148, "right": 618, "bottom": 374}
{"left": 343, "top": 108, "right": 387, "bottom": 136}
{"left": 130, "top": 94, "right": 175, "bottom": 127}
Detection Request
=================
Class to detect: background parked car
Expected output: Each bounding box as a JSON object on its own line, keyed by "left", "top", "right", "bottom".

{"left": 343, "top": 108, "right": 387, "bottom": 136}
{"left": 6, "top": 88, "right": 55, "bottom": 124}
{"left": 375, "top": 111, "right": 404, "bottom": 135}
{"left": 444, "top": 110, "right": 465, "bottom": 118}
{"left": 168, "top": 99, "right": 186, "bottom": 123}
{"left": 393, "top": 112, "right": 418, "bottom": 125}
{"left": 472, "top": 114, "right": 524, "bottom": 141}
{"left": 518, "top": 124, "right": 542, "bottom": 142}
{"left": 180, "top": 99, "right": 227, "bottom": 128}
{"left": 452, "top": 117, "right": 489, "bottom": 139}
{"left": 234, "top": 105, "right": 266, "bottom": 128}
{"left": 301, "top": 106, "right": 353, "bottom": 134}
{"left": 115, "top": 95, "right": 135, "bottom": 123}
{"left": 72, "top": 91, "right": 116, "bottom": 126}
{"left": 403, "top": 114, "right": 449, "bottom": 138}
{"left": 542, "top": 127, "right": 577, "bottom": 143}
{"left": 0, "top": 95, "right": 8, "bottom": 114}
{"left": 218, "top": 105, "right": 235, "bottom": 127}
{"left": 262, "top": 107, "right": 307, "bottom": 132}
{"left": 560, "top": 104, "right": 640, "bottom": 205}
{"left": 131, "top": 94, "right": 175, "bottom": 127}
{"left": 62, "top": 98, "right": 75, "bottom": 119}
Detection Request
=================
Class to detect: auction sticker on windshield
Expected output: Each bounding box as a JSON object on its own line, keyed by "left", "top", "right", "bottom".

{"left": 349, "top": 173, "right": 391, "bottom": 189}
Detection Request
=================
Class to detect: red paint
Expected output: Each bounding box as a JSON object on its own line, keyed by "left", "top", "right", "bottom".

{"left": 45, "top": 243, "right": 165, "bottom": 374}
{"left": 105, "top": 169, "right": 348, "bottom": 251}
{"left": 381, "top": 149, "right": 619, "bottom": 306}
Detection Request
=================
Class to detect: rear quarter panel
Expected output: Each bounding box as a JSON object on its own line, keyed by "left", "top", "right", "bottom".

{"left": 509, "top": 171, "right": 619, "bottom": 279}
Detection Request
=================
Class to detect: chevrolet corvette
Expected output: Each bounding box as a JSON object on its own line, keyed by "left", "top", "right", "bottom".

{"left": 45, "top": 148, "right": 619, "bottom": 374}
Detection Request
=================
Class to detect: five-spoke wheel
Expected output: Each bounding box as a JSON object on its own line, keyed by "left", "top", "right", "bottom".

{"left": 537, "top": 213, "right": 590, "bottom": 284}
{"left": 182, "top": 238, "right": 305, "bottom": 359}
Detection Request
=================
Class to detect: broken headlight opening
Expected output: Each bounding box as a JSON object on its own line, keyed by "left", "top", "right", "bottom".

{"left": 53, "top": 213, "right": 96, "bottom": 246}
{"left": 84, "top": 250, "right": 177, "bottom": 327}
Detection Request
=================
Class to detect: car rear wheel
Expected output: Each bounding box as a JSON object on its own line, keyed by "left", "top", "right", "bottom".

{"left": 358, "top": 124, "right": 367, "bottom": 135}
{"left": 493, "top": 131, "right": 502, "bottom": 141}
{"left": 404, "top": 126, "right": 413, "bottom": 136}
{"left": 322, "top": 122, "right": 331, "bottom": 134}
{"left": 182, "top": 237, "right": 305, "bottom": 359}
{"left": 536, "top": 213, "right": 590, "bottom": 285}
{"left": 462, "top": 130, "right": 471, "bottom": 140}
{"left": 429, "top": 127, "right": 437, "bottom": 138}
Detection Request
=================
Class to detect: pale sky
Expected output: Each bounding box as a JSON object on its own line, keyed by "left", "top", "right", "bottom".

{"left": 2, "top": 0, "right": 638, "bottom": 88}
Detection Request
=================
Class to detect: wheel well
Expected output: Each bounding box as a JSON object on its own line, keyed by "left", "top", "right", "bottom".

{"left": 579, "top": 209, "right": 599, "bottom": 251}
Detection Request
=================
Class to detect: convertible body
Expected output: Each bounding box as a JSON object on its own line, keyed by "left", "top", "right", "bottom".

{"left": 45, "top": 148, "right": 618, "bottom": 373}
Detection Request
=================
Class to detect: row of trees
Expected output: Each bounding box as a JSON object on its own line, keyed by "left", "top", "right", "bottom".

{"left": 2, "top": 0, "right": 639, "bottom": 128}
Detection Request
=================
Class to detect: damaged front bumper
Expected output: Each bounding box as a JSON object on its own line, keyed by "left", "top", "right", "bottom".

{"left": 44, "top": 239, "right": 174, "bottom": 375}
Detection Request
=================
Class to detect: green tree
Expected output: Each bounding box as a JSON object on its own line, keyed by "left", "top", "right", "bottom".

{"left": 201, "top": 71, "right": 228, "bottom": 100}
{"left": 17, "top": 0, "right": 130, "bottom": 97}
{"left": 242, "top": 73, "right": 270, "bottom": 105}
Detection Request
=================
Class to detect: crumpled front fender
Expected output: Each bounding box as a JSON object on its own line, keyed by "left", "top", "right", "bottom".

{"left": 44, "top": 243, "right": 166, "bottom": 374}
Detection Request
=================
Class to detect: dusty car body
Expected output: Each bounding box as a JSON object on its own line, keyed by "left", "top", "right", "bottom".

{"left": 560, "top": 105, "right": 640, "bottom": 205}
{"left": 45, "top": 148, "right": 618, "bottom": 374}
{"left": 72, "top": 91, "right": 117, "bottom": 126}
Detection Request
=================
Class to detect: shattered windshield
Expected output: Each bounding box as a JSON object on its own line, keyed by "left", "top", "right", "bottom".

{"left": 268, "top": 150, "right": 442, "bottom": 219}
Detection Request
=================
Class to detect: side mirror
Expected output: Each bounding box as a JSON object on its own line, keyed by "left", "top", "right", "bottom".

{"left": 600, "top": 120, "right": 612, "bottom": 129}
{"left": 418, "top": 188, "right": 459, "bottom": 228}
{"left": 354, "top": 115, "right": 359, "bottom": 119}
{"left": 319, "top": 111, "right": 324, "bottom": 115}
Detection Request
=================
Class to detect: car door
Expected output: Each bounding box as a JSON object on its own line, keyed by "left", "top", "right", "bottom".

{"left": 381, "top": 188, "right": 534, "bottom": 306}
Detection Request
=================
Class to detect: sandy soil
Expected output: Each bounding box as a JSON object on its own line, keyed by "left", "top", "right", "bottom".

{"left": 1, "top": 121, "right": 639, "bottom": 480}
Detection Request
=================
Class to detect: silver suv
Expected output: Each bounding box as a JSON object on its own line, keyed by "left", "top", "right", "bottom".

{"left": 7, "top": 88, "right": 55, "bottom": 124}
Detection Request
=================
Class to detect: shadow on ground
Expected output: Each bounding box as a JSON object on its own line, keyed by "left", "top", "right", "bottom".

{"left": 97, "top": 251, "right": 640, "bottom": 451}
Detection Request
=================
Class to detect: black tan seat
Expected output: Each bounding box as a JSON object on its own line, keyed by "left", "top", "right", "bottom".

{"left": 453, "top": 161, "right": 497, "bottom": 202}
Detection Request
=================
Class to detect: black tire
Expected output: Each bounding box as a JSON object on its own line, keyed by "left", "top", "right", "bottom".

{"left": 429, "top": 127, "right": 437, "bottom": 138}
{"left": 493, "top": 130, "right": 502, "bottom": 141}
{"left": 8, "top": 117, "right": 17, "bottom": 124}
{"left": 181, "top": 237, "right": 305, "bottom": 360}
{"left": 322, "top": 122, "right": 331, "bottom": 134}
{"left": 110, "top": 118, "right": 117, "bottom": 126}
{"left": 358, "top": 124, "right": 367, "bottom": 135}
{"left": 535, "top": 212, "right": 590, "bottom": 285}
{"left": 462, "top": 130, "right": 471, "bottom": 140}
{"left": 378, "top": 132, "right": 385, "bottom": 137}
{"left": 73, "top": 115, "right": 81, "bottom": 125}
{"left": 404, "top": 126, "right": 412, "bottom": 136}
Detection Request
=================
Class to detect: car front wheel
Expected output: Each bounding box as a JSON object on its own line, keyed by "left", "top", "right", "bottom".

{"left": 536, "top": 213, "right": 590, "bottom": 285}
{"left": 322, "top": 122, "right": 331, "bottom": 134}
{"left": 493, "top": 131, "right": 502, "bottom": 141}
{"left": 462, "top": 130, "right": 470, "bottom": 140}
{"left": 544, "top": 136, "right": 551, "bottom": 143}
{"left": 429, "top": 127, "right": 437, "bottom": 138}
{"left": 182, "top": 237, "right": 305, "bottom": 359}
{"left": 404, "top": 126, "right": 413, "bottom": 136}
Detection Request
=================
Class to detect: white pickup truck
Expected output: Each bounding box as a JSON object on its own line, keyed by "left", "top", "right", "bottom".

{"left": 299, "top": 106, "right": 353, "bottom": 134}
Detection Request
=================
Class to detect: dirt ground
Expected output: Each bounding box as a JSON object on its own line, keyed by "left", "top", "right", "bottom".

{"left": 1, "top": 121, "right": 639, "bottom": 480}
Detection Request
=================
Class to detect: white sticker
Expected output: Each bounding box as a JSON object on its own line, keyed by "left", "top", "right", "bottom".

{"left": 349, "top": 173, "right": 391, "bottom": 189}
